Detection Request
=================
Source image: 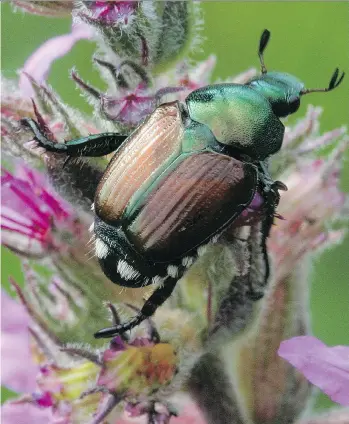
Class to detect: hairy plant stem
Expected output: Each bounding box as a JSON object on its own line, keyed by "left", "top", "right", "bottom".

{"left": 188, "top": 351, "right": 245, "bottom": 424}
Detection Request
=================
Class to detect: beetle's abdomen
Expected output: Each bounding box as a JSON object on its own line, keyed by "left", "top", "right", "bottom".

{"left": 126, "top": 152, "right": 257, "bottom": 262}
{"left": 95, "top": 102, "right": 184, "bottom": 223}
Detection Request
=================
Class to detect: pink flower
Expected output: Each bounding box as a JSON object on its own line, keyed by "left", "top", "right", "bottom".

{"left": 101, "top": 86, "right": 159, "bottom": 127}
{"left": 1, "top": 164, "right": 80, "bottom": 257}
{"left": 1, "top": 402, "right": 52, "bottom": 424}
{"left": 72, "top": 66, "right": 184, "bottom": 128}
{"left": 278, "top": 336, "right": 349, "bottom": 406}
{"left": 0, "top": 289, "right": 204, "bottom": 424}
{"left": 2, "top": 2, "right": 348, "bottom": 421}
{"left": 86, "top": 1, "right": 138, "bottom": 26}
{"left": 1, "top": 290, "right": 38, "bottom": 393}
{"left": 1, "top": 287, "right": 54, "bottom": 423}
{"left": 19, "top": 22, "right": 93, "bottom": 97}
{"left": 269, "top": 151, "right": 347, "bottom": 285}
{"left": 98, "top": 336, "right": 177, "bottom": 395}
{"left": 101, "top": 86, "right": 183, "bottom": 127}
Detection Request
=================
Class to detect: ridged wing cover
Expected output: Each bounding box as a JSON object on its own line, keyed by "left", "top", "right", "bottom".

{"left": 95, "top": 102, "right": 184, "bottom": 223}
{"left": 95, "top": 100, "right": 257, "bottom": 263}
{"left": 127, "top": 152, "right": 257, "bottom": 262}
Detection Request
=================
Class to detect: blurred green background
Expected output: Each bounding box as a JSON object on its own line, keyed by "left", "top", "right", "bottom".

{"left": 1, "top": 0, "right": 348, "bottom": 412}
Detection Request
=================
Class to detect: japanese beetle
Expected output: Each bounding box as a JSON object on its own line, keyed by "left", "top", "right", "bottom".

{"left": 21, "top": 30, "right": 344, "bottom": 338}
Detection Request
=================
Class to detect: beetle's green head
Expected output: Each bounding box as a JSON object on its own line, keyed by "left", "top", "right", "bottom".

{"left": 249, "top": 29, "right": 345, "bottom": 118}
{"left": 247, "top": 72, "right": 304, "bottom": 118}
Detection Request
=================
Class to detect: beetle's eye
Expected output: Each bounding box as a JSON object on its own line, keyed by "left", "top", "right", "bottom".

{"left": 288, "top": 96, "right": 300, "bottom": 114}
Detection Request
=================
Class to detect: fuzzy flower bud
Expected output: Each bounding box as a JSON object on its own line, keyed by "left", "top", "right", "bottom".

{"left": 12, "top": 1, "right": 73, "bottom": 17}
{"left": 99, "top": 337, "right": 177, "bottom": 395}
{"left": 72, "top": 62, "right": 183, "bottom": 130}
{"left": 225, "top": 269, "right": 312, "bottom": 424}
{"left": 270, "top": 150, "right": 348, "bottom": 283}
{"left": 83, "top": 1, "right": 138, "bottom": 26}
{"left": 75, "top": 1, "right": 202, "bottom": 73}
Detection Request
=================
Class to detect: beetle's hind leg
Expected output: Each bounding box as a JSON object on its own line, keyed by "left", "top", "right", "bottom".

{"left": 94, "top": 278, "right": 178, "bottom": 338}
{"left": 20, "top": 118, "right": 127, "bottom": 157}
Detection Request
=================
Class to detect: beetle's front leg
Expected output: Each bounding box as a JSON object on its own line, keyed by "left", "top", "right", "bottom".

{"left": 20, "top": 118, "right": 127, "bottom": 157}
{"left": 94, "top": 278, "right": 178, "bottom": 338}
{"left": 258, "top": 160, "right": 287, "bottom": 194}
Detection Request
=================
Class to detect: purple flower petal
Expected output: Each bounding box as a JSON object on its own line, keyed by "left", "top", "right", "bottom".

{"left": 101, "top": 91, "right": 156, "bottom": 127}
{"left": 1, "top": 290, "right": 39, "bottom": 393}
{"left": 32, "top": 391, "right": 54, "bottom": 408}
{"left": 110, "top": 336, "right": 127, "bottom": 352}
{"left": 1, "top": 401, "right": 51, "bottom": 424}
{"left": 1, "top": 164, "right": 78, "bottom": 256}
{"left": 101, "top": 85, "right": 183, "bottom": 127}
{"left": 278, "top": 336, "right": 349, "bottom": 406}
{"left": 87, "top": 1, "right": 138, "bottom": 26}
{"left": 19, "top": 22, "right": 93, "bottom": 97}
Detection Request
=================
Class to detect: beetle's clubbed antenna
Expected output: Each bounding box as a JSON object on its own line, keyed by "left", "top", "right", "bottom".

{"left": 258, "top": 29, "right": 271, "bottom": 74}
{"left": 301, "top": 67, "right": 345, "bottom": 95}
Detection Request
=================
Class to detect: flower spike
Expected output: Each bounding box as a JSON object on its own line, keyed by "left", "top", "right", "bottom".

{"left": 2, "top": 4, "right": 348, "bottom": 424}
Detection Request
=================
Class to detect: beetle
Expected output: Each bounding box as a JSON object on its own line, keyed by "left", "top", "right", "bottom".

{"left": 21, "top": 29, "right": 344, "bottom": 338}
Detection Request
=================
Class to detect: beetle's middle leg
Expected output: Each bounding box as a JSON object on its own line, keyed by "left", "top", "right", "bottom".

{"left": 94, "top": 278, "right": 178, "bottom": 338}
{"left": 210, "top": 221, "right": 271, "bottom": 336}
{"left": 20, "top": 118, "right": 127, "bottom": 157}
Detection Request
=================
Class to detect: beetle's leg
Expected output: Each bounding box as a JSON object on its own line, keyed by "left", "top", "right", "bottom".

{"left": 257, "top": 160, "right": 274, "bottom": 192}
{"left": 94, "top": 278, "right": 178, "bottom": 338}
{"left": 210, "top": 227, "right": 257, "bottom": 336}
{"left": 245, "top": 218, "right": 271, "bottom": 300}
{"left": 258, "top": 161, "right": 287, "bottom": 211}
{"left": 244, "top": 176, "right": 283, "bottom": 299}
{"left": 211, "top": 220, "right": 272, "bottom": 336}
{"left": 125, "top": 303, "right": 161, "bottom": 343}
{"left": 20, "top": 118, "right": 127, "bottom": 157}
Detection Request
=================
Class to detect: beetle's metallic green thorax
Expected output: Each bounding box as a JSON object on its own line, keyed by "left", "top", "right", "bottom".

{"left": 186, "top": 84, "right": 285, "bottom": 160}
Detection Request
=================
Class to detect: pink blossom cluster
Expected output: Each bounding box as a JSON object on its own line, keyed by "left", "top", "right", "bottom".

{"left": 1, "top": 1, "right": 349, "bottom": 424}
